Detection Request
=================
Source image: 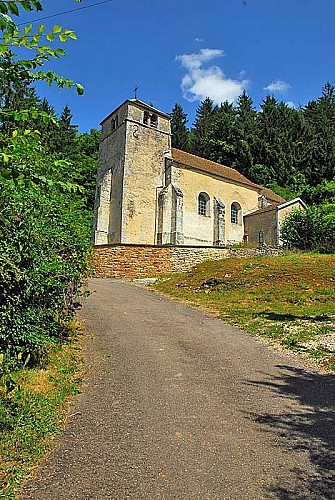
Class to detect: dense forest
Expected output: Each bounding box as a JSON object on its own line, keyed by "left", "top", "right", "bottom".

{"left": 170, "top": 89, "right": 335, "bottom": 253}
{"left": 171, "top": 87, "right": 335, "bottom": 204}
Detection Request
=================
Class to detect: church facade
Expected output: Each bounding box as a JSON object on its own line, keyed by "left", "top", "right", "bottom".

{"left": 94, "top": 99, "right": 304, "bottom": 247}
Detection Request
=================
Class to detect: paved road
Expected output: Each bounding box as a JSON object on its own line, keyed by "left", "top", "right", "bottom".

{"left": 22, "top": 279, "right": 335, "bottom": 500}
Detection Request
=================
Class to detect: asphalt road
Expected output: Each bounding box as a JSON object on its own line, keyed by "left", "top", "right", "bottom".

{"left": 21, "top": 278, "right": 335, "bottom": 500}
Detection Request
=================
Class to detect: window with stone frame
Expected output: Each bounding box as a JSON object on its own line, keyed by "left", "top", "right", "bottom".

{"left": 231, "top": 202, "right": 241, "bottom": 224}
{"left": 198, "top": 192, "right": 210, "bottom": 216}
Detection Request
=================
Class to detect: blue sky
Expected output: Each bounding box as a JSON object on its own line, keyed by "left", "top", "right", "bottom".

{"left": 17, "top": 0, "right": 335, "bottom": 132}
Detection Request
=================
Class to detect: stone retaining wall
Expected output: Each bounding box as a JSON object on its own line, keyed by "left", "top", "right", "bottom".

{"left": 92, "top": 244, "right": 283, "bottom": 279}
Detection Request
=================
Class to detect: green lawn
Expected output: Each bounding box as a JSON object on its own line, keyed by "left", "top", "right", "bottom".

{"left": 154, "top": 253, "right": 335, "bottom": 371}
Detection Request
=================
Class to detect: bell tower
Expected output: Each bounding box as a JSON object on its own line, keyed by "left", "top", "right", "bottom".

{"left": 94, "top": 99, "right": 171, "bottom": 245}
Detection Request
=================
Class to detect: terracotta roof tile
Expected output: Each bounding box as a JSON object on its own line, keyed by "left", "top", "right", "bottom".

{"left": 244, "top": 204, "right": 280, "bottom": 217}
{"left": 171, "top": 148, "right": 256, "bottom": 187}
{"left": 259, "top": 188, "right": 286, "bottom": 204}
{"left": 171, "top": 148, "right": 286, "bottom": 204}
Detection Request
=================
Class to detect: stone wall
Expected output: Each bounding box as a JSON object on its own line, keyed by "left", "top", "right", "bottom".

{"left": 244, "top": 209, "right": 277, "bottom": 246}
{"left": 92, "top": 244, "right": 283, "bottom": 279}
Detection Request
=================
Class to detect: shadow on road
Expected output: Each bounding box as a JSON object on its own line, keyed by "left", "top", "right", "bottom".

{"left": 246, "top": 365, "right": 335, "bottom": 499}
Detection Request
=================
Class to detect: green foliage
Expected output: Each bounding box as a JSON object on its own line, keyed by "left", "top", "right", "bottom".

{"left": 0, "top": 340, "right": 82, "bottom": 498}
{"left": 302, "top": 83, "right": 335, "bottom": 185}
{"left": 67, "top": 128, "right": 100, "bottom": 209}
{"left": 179, "top": 83, "right": 335, "bottom": 206}
{"left": 170, "top": 103, "right": 189, "bottom": 151}
{"left": 190, "top": 97, "right": 215, "bottom": 158}
{"left": 0, "top": 0, "right": 83, "bottom": 129}
{"left": 207, "top": 100, "right": 237, "bottom": 166}
{"left": 303, "top": 177, "right": 335, "bottom": 205}
{"left": 281, "top": 206, "right": 335, "bottom": 253}
{"left": 234, "top": 90, "right": 257, "bottom": 175}
{"left": 0, "top": 129, "right": 92, "bottom": 368}
{"left": 0, "top": 0, "right": 92, "bottom": 371}
{"left": 0, "top": 3, "right": 93, "bottom": 494}
{"left": 267, "top": 182, "right": 298, "bottom": 201}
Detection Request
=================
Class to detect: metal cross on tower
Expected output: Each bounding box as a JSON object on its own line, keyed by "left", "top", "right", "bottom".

{"left": 134, "top": 85, "right": 139, "bottom": 99}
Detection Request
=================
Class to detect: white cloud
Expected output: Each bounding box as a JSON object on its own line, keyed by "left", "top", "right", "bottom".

{"left": 175, "top": 48, "right": 248, "bottom": 104}
{"left": 285, "top": 101, "right": 296, "bottom": 108}
{"left": 263, "top": 80, "right": 291, "bottom": 93}
{"left": 176, "top": 48, "right": 224, "bottom": 70}
{"left": 194, "top": 37, "right": 204, "bottom": 43}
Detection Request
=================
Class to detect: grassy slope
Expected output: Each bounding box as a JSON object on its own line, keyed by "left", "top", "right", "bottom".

{"left": 0, "top": 337, "right": 83, "bottom": 499}
{"left": 154, "top": 254, "right": 335, "bottom": 371}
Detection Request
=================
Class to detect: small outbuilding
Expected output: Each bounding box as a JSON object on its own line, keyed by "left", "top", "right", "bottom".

{"left": 244, "top": 198, "right": 307, "bottom": 246}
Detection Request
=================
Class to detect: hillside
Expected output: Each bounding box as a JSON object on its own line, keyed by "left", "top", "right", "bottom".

{"left": 154, "top": 254, "right": 335, "bottom": 371}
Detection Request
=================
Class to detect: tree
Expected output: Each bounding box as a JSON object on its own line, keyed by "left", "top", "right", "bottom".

{"left": 302, "top": 83, "right": 335, "bottom": 185}
{"left": 254, "top": 96, "right": 305, "bottom": 188}
{"left": 66, "top": 128, "right": 100, "bottom": 209}
{"left": 281, "top": 206, "right": 335, "bottom": 254}
{"left": 0, "top": 0, "right": 92, "bottom": 369}
{"left": 234, "top": 90, "right": 257, "bottom": 176}
{"left": 189, "top": 97, "right": 216, "bottom": 158}
{"left": 52, "top": 104, "right": 78, "bottom": 154}
{"left": 206, "top": 100, "right": 237, "bottom": 166}
{"left": 170, "top": 103, "right": 189, "bottom": 151}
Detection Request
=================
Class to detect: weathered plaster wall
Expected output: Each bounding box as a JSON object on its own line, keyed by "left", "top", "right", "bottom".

{"left": 121, "top": 104, "right": 171, "bottom": 245}
{"left": 171, "top": 165, "right": 259, "bottom": 245}
{"left": 95, "top": 101, "right": 171, "bottom": 245}
{"left": 92, "top": 244, "right": 283, "bottom": 279}
{"left": 94, "top": 106, "right": 127, "bottom": 244}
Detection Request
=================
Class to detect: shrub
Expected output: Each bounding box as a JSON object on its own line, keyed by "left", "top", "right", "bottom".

{"left": 281, "top": 206, "right": 335, "bottom": 253}
{"left": 0, "top": 133, "right": 92, "bottom": 370}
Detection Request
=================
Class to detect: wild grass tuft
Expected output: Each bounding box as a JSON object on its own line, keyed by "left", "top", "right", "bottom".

{"left": 0, "top": 331, "right": 83, "bottom": 499}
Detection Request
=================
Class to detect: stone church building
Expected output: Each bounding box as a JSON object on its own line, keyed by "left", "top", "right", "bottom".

{"left": 94, "top": 99, "right": 305, "bottom": 247}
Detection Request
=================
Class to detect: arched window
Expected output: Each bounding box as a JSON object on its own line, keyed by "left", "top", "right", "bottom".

{"left": 198, "top": 192, "right": 210, "bottom": 216}
{"left": 143, "top": 111, "right": 158, "bottom": 128}
{"left": 231, "top": 202, "right": 241, "bottom": 224}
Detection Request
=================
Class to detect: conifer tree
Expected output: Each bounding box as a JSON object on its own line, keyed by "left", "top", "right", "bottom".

{"left": 206, "top": 100, "right": 237, "bottom": 166}
{"left": 302, "top": 82, "right": 335, "bottom": 185}
{"left": 254, "top": 96, "right": 301, "bottom": 187}
{"left": 54, "top": 104, "right": 78, "bottom": 153}
{"left": 190, "top": 97, "right": 216, "bottom": 158}
{"left": 235, "top": 91, "right": 257, "bottom": 176}
{"left": 170, "top": 103, "right": 189, "bottom": 151}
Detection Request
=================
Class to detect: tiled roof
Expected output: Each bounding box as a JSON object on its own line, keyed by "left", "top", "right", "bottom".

{"left": 259, "top": 187, "right": 286, "bottom": 204}
{"left": 170, "top": 148, "right": 286, "bottom": 204}
{"left": 244, "top": 204, "right": 280, "bottom": 217}
{"left": 171, "top": 148, "right": 257, "bottom": 188}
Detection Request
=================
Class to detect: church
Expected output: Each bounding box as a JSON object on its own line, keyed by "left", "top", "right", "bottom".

{"left": 94, "top": 99, "right": 305, "bottom": 247}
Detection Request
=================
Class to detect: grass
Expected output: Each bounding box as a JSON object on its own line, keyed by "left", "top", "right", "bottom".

{"left": 153, "top": 253, "right": 335, "bottom": 371}
{"left": 0, "top": 331, "right": 83, "bottom": 499}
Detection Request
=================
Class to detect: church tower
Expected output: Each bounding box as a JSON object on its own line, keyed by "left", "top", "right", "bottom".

{"left": 94, "top": 100, "right": 171, "bottom": 245}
